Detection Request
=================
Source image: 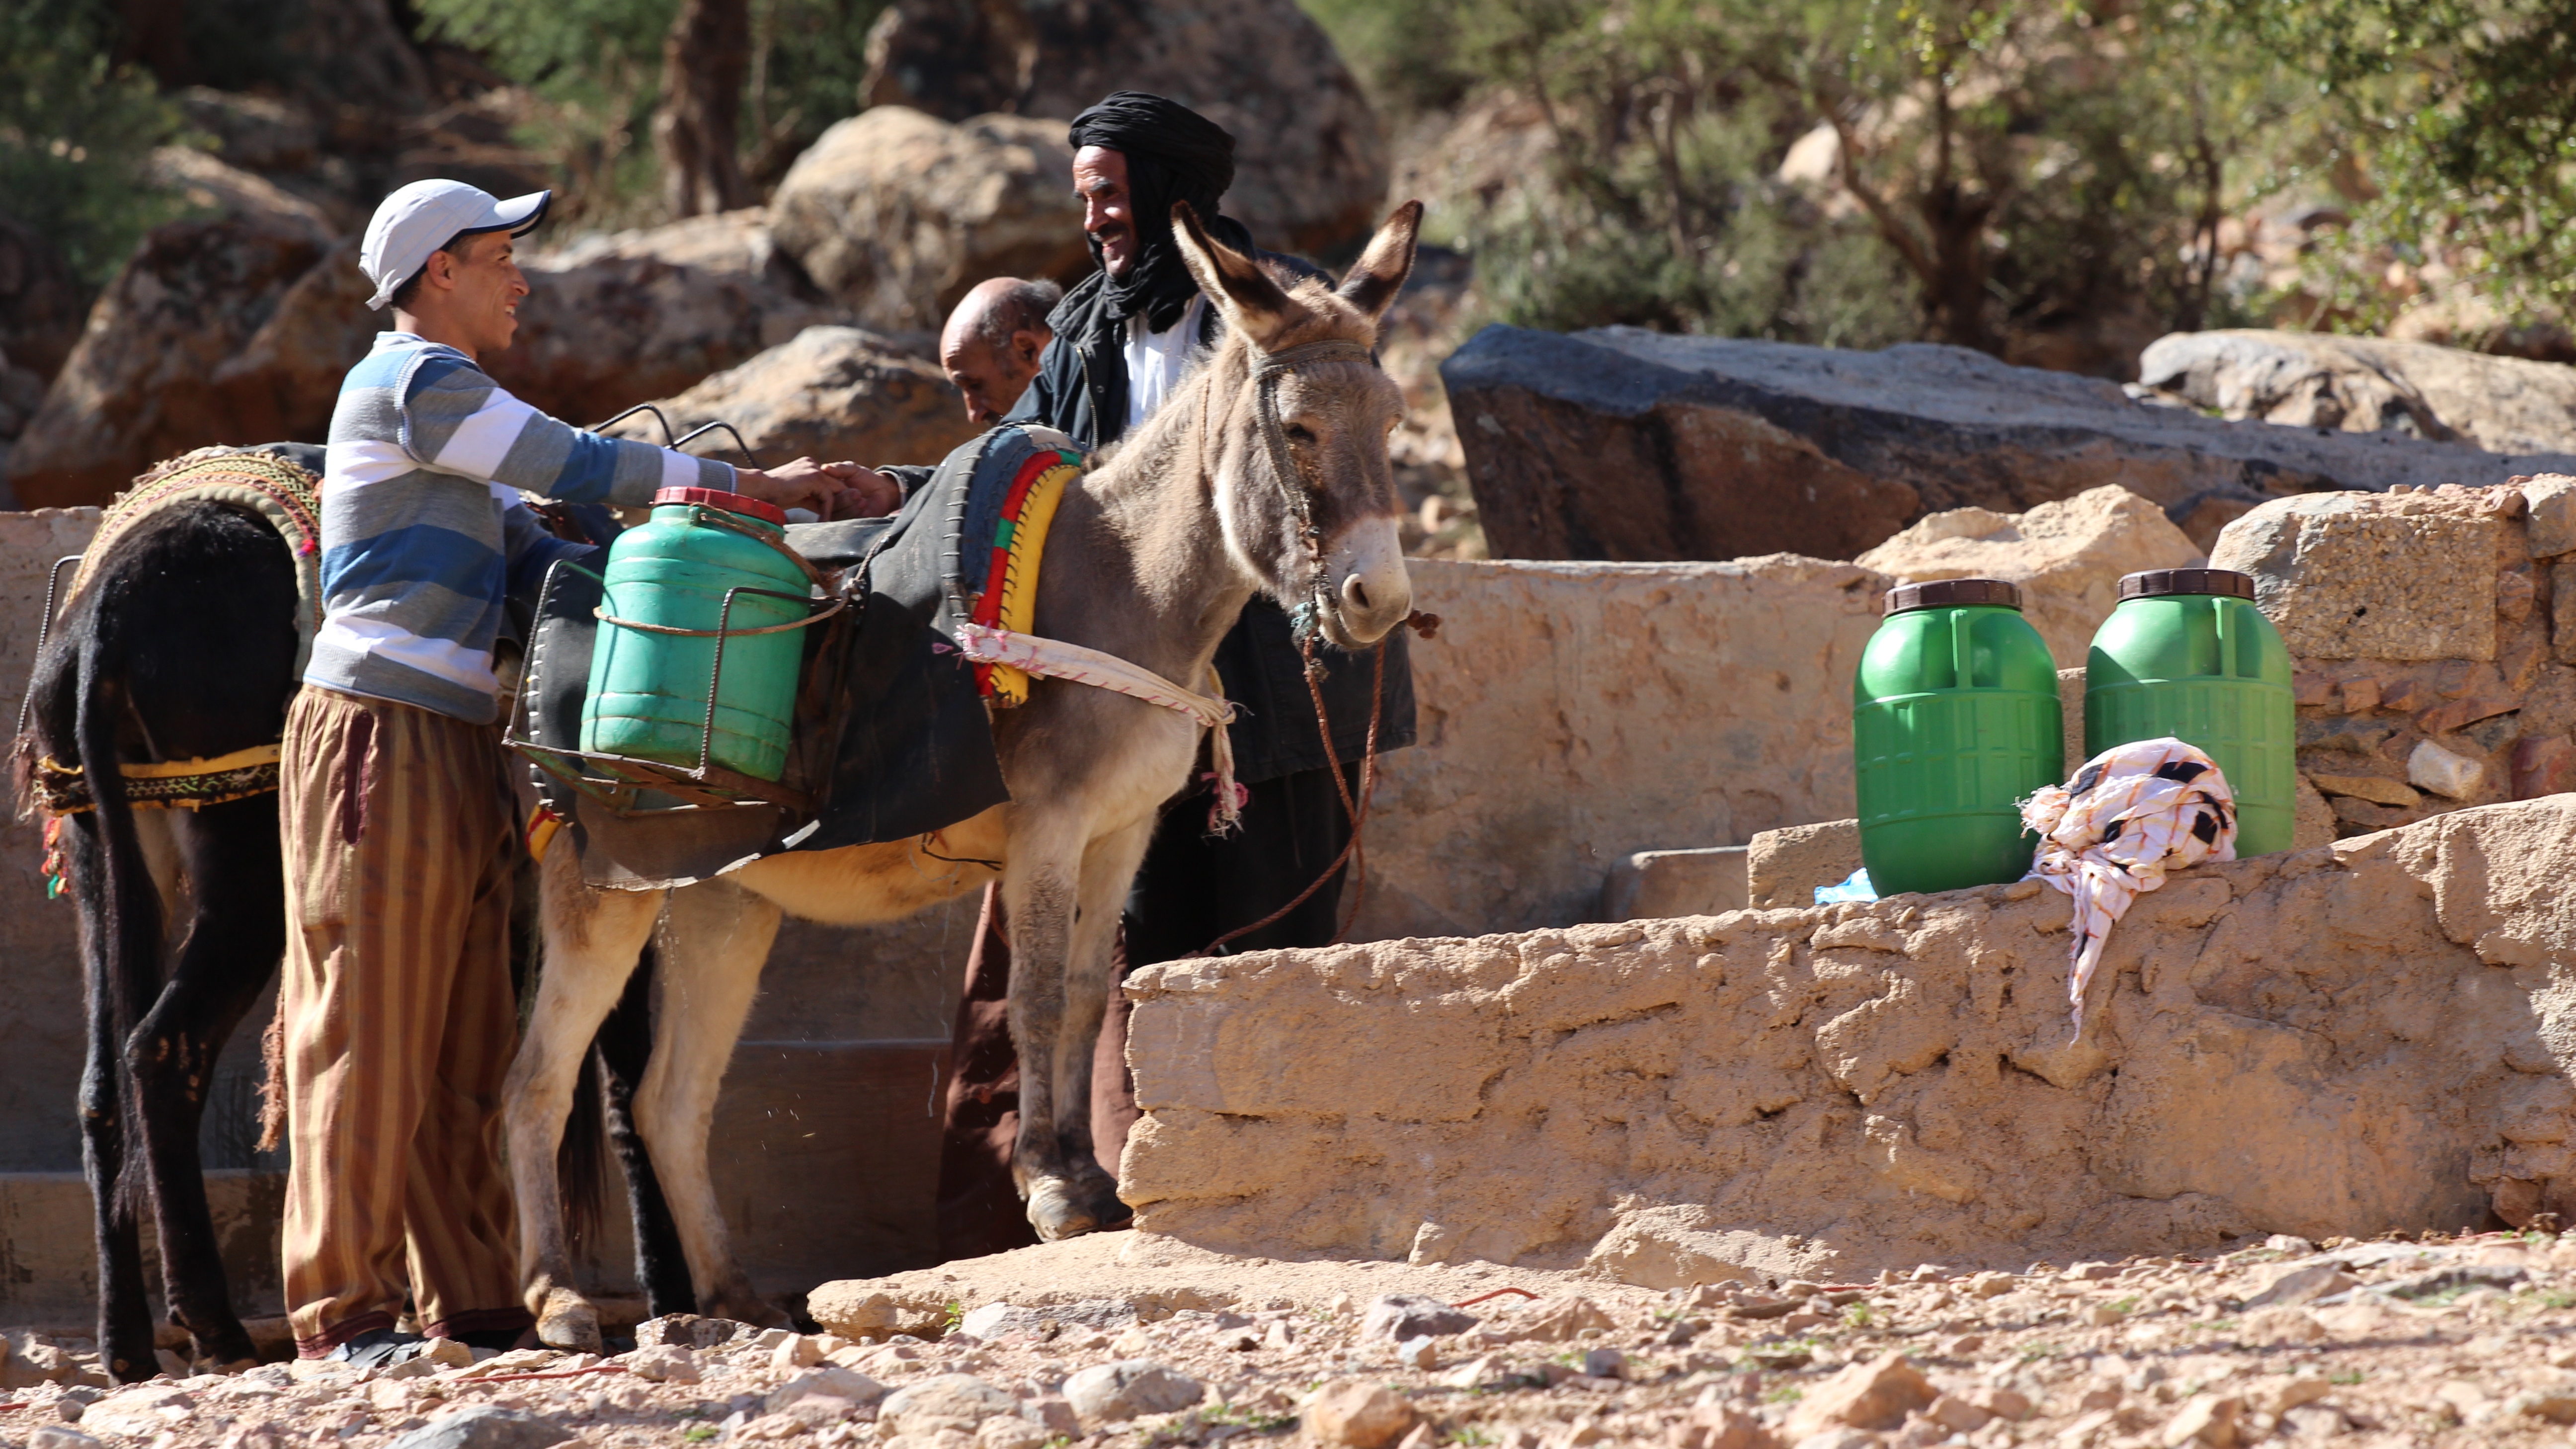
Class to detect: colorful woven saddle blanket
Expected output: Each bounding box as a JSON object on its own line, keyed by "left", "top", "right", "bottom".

{"left": 69, "top": 445, "right": 327, "bottom": 677}
{"left": 518, "top": 424, "right": 1082, "bottom": 888}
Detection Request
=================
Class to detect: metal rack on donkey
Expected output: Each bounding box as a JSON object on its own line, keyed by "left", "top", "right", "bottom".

{"left": 502, "top": 407, "right": 847, "bottom": 822}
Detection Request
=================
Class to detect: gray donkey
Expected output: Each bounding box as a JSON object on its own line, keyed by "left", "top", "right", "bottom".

{"left": 504, "top": 199, "right": 1425, "bottom": 1349}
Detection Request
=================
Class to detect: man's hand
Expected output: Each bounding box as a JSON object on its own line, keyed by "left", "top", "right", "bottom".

{"left": 730, "top": 458, "right": 849, "bottom": 516}
{"left": 826, "top": 468, "right": 904, "bottom": 520}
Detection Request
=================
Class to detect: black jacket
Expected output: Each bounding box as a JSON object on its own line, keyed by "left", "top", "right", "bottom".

{"left": 1004, "top": 257, "right": 1415, "bottom": 783}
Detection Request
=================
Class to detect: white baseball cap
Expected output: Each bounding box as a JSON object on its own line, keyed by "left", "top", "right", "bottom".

{"left": 359, "top": 179, "right": 552, "bottom": 311}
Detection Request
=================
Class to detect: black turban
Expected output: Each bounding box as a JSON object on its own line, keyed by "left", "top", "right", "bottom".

{"left": 1066, "top": 91, "right": 1255, "bottom": 332}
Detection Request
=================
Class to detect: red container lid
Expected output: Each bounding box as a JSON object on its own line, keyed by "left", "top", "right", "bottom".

{"left": 653, "top": 485, "right": 786, "bottom": 527}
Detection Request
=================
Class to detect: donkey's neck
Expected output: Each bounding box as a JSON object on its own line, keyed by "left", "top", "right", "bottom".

{"left": 1031, "top": 341, "right": 1258, "bottom": 690}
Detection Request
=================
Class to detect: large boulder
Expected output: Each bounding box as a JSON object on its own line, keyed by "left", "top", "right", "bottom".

{"left": 602, "top": 325, "right": 976, "bottom": 472}
{"left": 8, "top": 155, "right": 334, "bottom": 509}
{"left": 201, "top": 211, "right": 845, "bottom": 454}
{"left": 769, "top": 108, "right": 1088, "bottom": 334}
{"left": 2138, "top": 329, "right": 2576, "bottom": 455}
{"left": 488, "top": 212, "right": 847, "bottom": 430}
{"left": 1855, "top": 485, "right": 2205, "bottom": 667}
{"left": 1442, "top": 325, "right": 2576, "bottom": 562}
{"left": 858, "top": 0, "right": 1387, "bottom": 256}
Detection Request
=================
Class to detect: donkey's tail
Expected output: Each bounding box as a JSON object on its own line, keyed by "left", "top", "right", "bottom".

{"left": 53, "top": 597, "right": 165, "bottom": 1187}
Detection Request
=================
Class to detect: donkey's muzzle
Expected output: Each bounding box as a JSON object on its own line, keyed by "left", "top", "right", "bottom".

{"left": 1324, "top": 518, "right": 1414, "bottom": 647}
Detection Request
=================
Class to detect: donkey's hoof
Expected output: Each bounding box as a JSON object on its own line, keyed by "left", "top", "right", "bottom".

{"left": 536, "top": 1288, "right": 604, "bottom": 1354}
{"left": 1027, "top": 1177, "right": 1102, "bottom": 1242}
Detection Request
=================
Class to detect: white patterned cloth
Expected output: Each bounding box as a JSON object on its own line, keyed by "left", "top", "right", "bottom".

{"left": 2020, "top": 737, "right": 2237, "bottom": 1038}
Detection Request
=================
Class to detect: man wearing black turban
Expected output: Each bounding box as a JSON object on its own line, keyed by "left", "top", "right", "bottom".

{"left": 933, "top": 92, "right": 1414, "bottom": 1256}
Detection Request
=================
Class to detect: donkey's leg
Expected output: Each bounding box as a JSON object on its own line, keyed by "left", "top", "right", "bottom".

{"left": 633, "top": 878, "right": 785, "bottom": 1326}
{"left": 128, "top": 802, "right": 283, "bottom": 1370}
{"left": 999, "top": 813, "right": 1101, "bottom": 1241}
{"left": 70, "top": 811, "right": 157, "bottom": 1381}
{"left": 506, "top": 845, "right": 662, "bottom": 1352}
{"left": 594, "top": 951, "right": 695, "bottom": 1318}
{"left": 62, "top": 798, "right": 177, "bottom": 1382}
{"left": 1051, "top": 818, "right": 1155, "bottom": 1225}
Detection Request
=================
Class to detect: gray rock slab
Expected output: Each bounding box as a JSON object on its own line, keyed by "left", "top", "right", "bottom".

{"left": 1443, "top": 325, "right": 2576, "bottom": 564}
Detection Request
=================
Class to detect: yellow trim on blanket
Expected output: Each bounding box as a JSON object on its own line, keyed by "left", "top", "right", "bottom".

{"left": 113, "top": 745, "right": 284, "bottom": 778}
{"left": 987, "top": 462, "right": 1078, "bottom": 706}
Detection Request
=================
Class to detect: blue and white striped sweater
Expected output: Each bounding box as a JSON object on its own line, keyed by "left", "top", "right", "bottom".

{"left": 310, "top": 331, "right": 732, "bottom": 723}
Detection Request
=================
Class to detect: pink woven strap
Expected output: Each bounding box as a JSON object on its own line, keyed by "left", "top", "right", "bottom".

{"left": 954, "top": 624, "right": 1246, "bottom": 832}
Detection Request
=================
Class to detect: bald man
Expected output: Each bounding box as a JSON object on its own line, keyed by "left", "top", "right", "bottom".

{"left": 940, "top": 277, "right": 1060, "bottom": 425}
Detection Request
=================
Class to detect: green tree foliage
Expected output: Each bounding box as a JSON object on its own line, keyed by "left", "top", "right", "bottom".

{"left": 0, "top": 0, "right": 183, "bottom": 286}
{"left": 2215, "top": 0, "right": 2576, "bottom": 329}
{"left": 416, "top": 0, "right": 881, "bottom": 219}
{"left": 1312, "top": 0, "right": 2302, "bottom": 366}
{"left": 1303, "top": 0, "right": 1481, "bottom": 117}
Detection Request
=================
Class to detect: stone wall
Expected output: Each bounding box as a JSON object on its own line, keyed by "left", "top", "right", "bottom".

{"left": 0, "top": 509, "right": 102, "bottom": 1177}
{"left": 2213, "top": 476, "right": 2576, "bottom": 836}
{"left": 1123, "top": 796, "right": 2576, "bottom": 1279}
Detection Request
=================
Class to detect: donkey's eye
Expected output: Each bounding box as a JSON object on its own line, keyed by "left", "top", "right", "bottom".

{"left": 1285, "top": 423, "right": 1318, "bottom": 445}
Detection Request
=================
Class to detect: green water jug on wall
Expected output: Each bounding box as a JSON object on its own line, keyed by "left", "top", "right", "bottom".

{"left": 1854, "top": 578, "right": 2065, "bottom": 895}
{"left": 2085, "top": 567, "right": 2296, "bottom": 856}
{"left": 581, "top": 486, "right": 814, "bottom": 783}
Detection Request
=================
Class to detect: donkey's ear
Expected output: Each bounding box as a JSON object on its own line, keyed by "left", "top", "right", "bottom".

{"left": 1172, "top": 201, "right": 1294, "bottom": 340}
{"left": 1335, "top": 200, "right": 1422, "bottom": 324}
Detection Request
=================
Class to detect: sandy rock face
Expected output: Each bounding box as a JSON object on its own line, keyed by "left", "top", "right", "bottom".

{"left": 1350, "top": 556, "right": 1888, "bottom": 941}
{"left": 601, "top": 325, "right": 976, "bottom": 474}
{"left": 2215, "top": 489, "right": 2502, "bottom": 661}
{"left": 770, "top": 108, "right": 1088, "bottom": 335}
{"left": 1442, "top": 325, "right": 2576, "bottom": 564}
{"left": 857, "top": 0, "right": 1388, "bottom": 256}
{"left": 1125, "top": 795, "right": 2576, "bottom": 1269}
{"left": 2139, "top": 328, "right": 2576, "bottom": 455}
{"left": 485, "top": 214, "right": 846, "bottom": 433}
{"left": 1856, "top": 484, "right": 2203, "bottom": 668}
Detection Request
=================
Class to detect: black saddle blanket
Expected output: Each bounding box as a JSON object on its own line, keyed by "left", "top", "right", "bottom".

{"left": 519, "top": 426, "right": 1080, "bottom": 887}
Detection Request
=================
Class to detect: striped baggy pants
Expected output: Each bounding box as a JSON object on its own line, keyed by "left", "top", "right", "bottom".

{"left": 278, "top": 686, "right": 532, "bottom": 1354}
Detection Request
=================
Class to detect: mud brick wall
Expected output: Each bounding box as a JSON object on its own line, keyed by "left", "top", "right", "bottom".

{"left": 1123, "top": 796, "right": 2576, "bottom": 1281}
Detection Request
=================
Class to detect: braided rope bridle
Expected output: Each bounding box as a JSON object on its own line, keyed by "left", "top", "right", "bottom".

{"left": 1188, "top": 335, "right": 1439, "bottom": 957}
{"left": 1244, "top": 337, "right": 1379, "bottom": 667}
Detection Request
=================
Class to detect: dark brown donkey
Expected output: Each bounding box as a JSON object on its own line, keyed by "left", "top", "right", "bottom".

{"left": 16, "top": 461, "right": 686, "bottom": 1380}
{"left": 504, "top": 200, "right": 1427, "bottom": 1350}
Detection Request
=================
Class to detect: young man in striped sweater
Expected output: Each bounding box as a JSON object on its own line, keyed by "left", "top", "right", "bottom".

{"left": 279, "top": 180, "right": 870, "bottom": 1365}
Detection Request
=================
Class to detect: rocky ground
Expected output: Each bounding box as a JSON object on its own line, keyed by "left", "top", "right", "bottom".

{"left": 11, "top": 1230, "right": 2576, "bottom": 1449}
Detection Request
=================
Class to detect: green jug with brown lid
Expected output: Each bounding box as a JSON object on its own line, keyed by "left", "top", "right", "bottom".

{"left": 2085, "top": 567, "right": 2296, "bottom": 855}
{"left": 1853, "top": 578, "right": 2065, "bottom": 895}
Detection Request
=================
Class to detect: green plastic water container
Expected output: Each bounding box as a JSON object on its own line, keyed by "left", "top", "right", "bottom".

{"left": 1854, "top": 578, "right": 2066, "bottom": 895}
{"left": 2085, "top": 567, "right": 2296, "bottom": 855}
{"left": 581, "top": 486, "right": 812, "bottom": 782}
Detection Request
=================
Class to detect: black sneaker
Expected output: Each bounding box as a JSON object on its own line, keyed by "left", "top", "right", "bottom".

{"left": 327, "top": 1327, "right": 432, "bottom": 1369}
